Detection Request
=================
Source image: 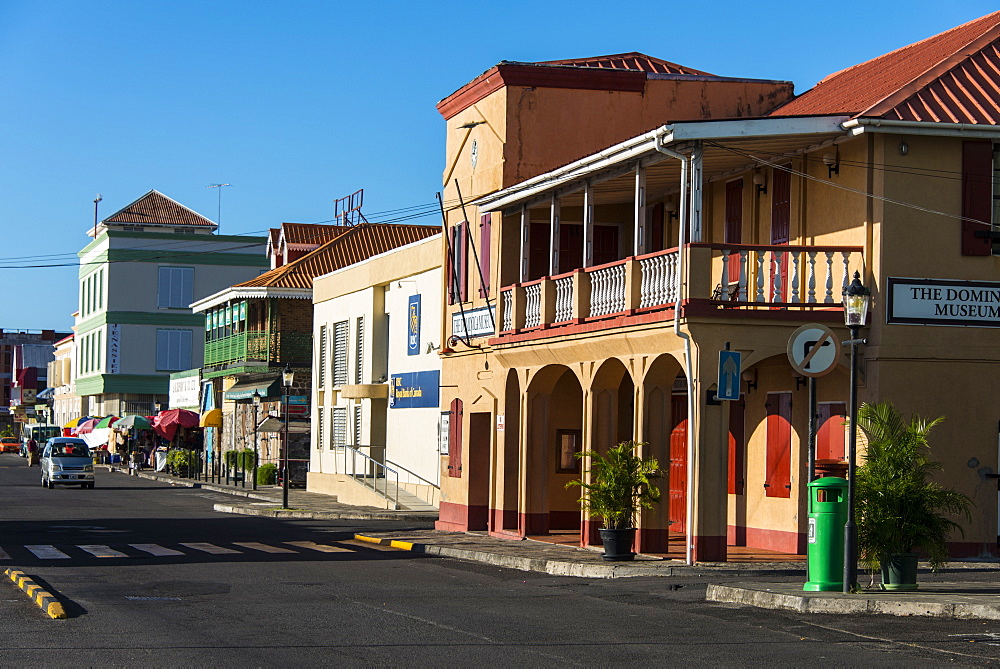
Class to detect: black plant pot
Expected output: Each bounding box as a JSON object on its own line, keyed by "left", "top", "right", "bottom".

{"left": 881, "top": 552, "right": 919, "bottom": 591}
{"left": 600, "top": 528, "right": 636, "bottom": 561}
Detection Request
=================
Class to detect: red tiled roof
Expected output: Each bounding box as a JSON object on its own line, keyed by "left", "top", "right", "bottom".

{"left": 532, "top": 52, "right": 713, "bottom": 76}
{"left": 280, "top": 222, "right": 351, "bottom": 247}
{"left": 235, "top": 223, "right": 439, "bottom": 289}
{"left": 103, "top": 190, "right": 216, "bottom": 227}
{"left": 771, "top": 12, "right": 1000, "bottom": 122}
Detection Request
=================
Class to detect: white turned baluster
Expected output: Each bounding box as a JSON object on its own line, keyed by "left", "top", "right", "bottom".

{"left": 841, "top": 251, "right": 851, "bottom": 301}
{"left": 807, "top": 252, "right": 817, "bottom": 303}
{"left": 790, "top": 251, "right": 800, "bottom": 303}
{"left": 772, "top": 251, "right": 783, "bottom": 303}
{"left": 721, "top": 249, "right": 731, "bottom": 291}
{"left": 824, "top": 251, "right": 835, "bottom": 303}
{"left": 667, "top": 253, "right": 678, "bottom": 304}
{"left": 755, "top": 251, "right": 765, "bottom": 302}
{"left": 738, "top": 250, "right": 748, "bottom": 302}
{"left": 502, "top": 289, "right": 513, "bottom": 331}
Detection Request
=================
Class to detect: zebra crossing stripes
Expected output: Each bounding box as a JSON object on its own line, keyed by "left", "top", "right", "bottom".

{"left": 77, "top": 545, "right": 129, "bottom": 558}
{"left": 233, "top": 542, "right": 296, "bottom": 554}
{"left": 284, "top": 541, "right": 352, "bottom": 553}
{"left": 180, "top": 542, "right": 242, "bottom": 555}
{"left": 25, "top": 545, "right": 70, "bottom": 559}
{"left": 130, "top": 543, "right": 185, "bottom": 556}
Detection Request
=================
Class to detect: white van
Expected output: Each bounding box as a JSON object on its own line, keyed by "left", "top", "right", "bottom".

{"left": 40, "top": 437, "right": 95, "bottom": 489}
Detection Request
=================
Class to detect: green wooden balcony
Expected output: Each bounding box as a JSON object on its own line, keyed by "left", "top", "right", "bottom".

{"left": 204, "top": 330, "right": 312, "bottom": 368}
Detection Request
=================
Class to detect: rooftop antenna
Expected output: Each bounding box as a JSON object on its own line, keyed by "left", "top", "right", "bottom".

{"left": 206, "top": 183, "right": 232, "bottom": 231}
{"left": 93, "top": 194, "right": 102, "bottom": 238}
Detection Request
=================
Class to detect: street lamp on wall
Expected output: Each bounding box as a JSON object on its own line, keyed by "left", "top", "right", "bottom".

{"left": 252, "top": 389, "right": 261, "bottom": 492}
{"left": 842, "top": 271, "right": 871, "bottom": 593}
{"left": 281, "top": 364, "right": 294, "bottom": 509}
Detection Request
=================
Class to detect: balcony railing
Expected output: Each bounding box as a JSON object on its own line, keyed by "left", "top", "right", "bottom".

{"left": 497, "top": 244, "right": 864, "bottom": 335}
{"left": 204, "top": 330, "right": 312, "bottom": 367}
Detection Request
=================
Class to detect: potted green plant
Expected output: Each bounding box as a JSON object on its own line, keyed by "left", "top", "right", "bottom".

{"left": 567, "top": 440, "right": 661, "bottom": 561}
{"left": 855, "top": 401, "right": 972, "bottom": 591}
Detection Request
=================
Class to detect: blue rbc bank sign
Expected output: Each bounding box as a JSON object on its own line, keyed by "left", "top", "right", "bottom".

{"left": 390, "top": 370, "right": 440, "bottom": 409}
{"left": 407, "top": 295, "right": 420, "bottom": 356}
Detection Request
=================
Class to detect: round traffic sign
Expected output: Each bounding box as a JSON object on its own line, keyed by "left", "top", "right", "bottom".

{"left": 786, "top": 323, "right": 841, "bottom": 377}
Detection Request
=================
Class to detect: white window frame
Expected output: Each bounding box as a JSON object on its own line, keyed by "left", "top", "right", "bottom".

{"left": 156, "top": 329, "right": 193, "bottom": 371}
{"left": 332, "top": 320, "right": 348, "bottom": 386}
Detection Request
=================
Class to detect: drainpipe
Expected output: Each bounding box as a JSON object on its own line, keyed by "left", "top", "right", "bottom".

{"left": 654, "top": 134, "right": 696, "bottom": 566}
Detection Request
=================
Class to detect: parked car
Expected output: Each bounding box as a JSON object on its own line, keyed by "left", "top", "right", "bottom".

{"left": 0, "top": 437, "right": 19, "bottom": 453}
{"left": 40, "top": 437, "right": 95, "bottom": 489}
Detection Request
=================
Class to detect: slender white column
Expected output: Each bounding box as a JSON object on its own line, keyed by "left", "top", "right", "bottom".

{"left": 634, "top": 163, "right": 646, "bottom": 256}
{"left": 583, "top": 181, "right": 594, "bottom": 268}
{"left": 549, "top": 195, "right": 560, "bottom": 277}
{"left": 519, "top": 206, "right": 529, "bottom": 283}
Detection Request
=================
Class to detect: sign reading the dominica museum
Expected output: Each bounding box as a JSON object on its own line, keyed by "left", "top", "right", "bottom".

{"left": 451, "top": 305, "right": 496, "bottom": 339}
{"left": 887, "top": 277, "right": 1000, "bottom": 327}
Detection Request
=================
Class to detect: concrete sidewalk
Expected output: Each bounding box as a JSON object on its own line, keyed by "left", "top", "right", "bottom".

{"left": 107, "top": 465, "right": 1000, "bottom": 619}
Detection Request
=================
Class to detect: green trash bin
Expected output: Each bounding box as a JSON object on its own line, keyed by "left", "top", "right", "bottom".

{"left": 803, "top": 476, "right": 848, "bottom": 592}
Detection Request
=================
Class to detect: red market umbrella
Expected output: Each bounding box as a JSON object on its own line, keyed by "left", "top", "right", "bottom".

{"left": 95, "top": 416, "right": 120, "bottom": 429}
{"left": 74, "top": 418, "right": 101, "bottom": 435}
{"left": 152, "top": 409, "right": 200, "bottom": 441}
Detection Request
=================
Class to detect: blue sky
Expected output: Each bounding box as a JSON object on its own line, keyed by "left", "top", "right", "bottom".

{"left": 0, "top": 1, "right": 995, "bottom": 331}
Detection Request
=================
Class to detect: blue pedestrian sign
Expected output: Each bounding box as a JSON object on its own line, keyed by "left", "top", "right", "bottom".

{"left": 717, "top": 350, "right": 742, "bottom": 401}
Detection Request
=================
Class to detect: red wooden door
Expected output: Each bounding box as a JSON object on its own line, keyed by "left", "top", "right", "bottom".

{"left": 648, "top": 203, "right": 664, "bottom": 253}
{"left": 728, "top": 399, "right": 746, "bottom": 495}
{"left": 448, "top": 398, "right": 463, "bottom": 478}
{"left": 816, "top": 402, "right": 847, "bottom": 461}
{"left": 669, "top": 394, "right": 688, "bottom": 533}
{"left": 769, "top": 170, "right": 791, "bottom": 303}
{"left": 765, "top": 392, "right": 792, "bottom": 498}
{"left": 560, "top": 225, "right": 583, "bottom": 273}
{"left": 529, "top": 223, "right": 549, "bottom": 281}
{"left": 724, "top": 180, "right": 743, "bottom": 285}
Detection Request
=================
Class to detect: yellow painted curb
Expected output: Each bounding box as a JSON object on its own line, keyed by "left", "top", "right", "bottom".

{"left": 353, "top": 534, "right": 416, "bottom": 552}
{"left": 390, "top": 540, "right": 415, "bottom": 551}
{"left": 3, "top": 568, "right": 67, "bottom": 619}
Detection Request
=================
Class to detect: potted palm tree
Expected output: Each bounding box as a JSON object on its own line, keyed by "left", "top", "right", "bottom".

{"left": 855, "top": 402, "right": 972, "bottom": 590}
{"left": 566, "top": 441, "right": 661, "bottom": 561}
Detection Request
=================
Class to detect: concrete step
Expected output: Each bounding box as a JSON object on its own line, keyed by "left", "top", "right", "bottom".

{"left": 351, "top": 476, "right": 437, "bottom": 511}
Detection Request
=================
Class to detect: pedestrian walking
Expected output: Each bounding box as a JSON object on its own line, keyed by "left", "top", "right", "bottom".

{"left": 25, "top": 438, "right": 38, "bottom": 467}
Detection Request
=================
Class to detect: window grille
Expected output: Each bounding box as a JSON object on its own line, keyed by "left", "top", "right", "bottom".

{"left": 332, "top": 407, "right": 348, "bottom": 448}
{"left": 353, "top": 404, "right": 362, "bottom": 446}
{"left": 332, "top": 321, "right": 348, "bottom": 386}
{"left": 355, "top": 316, "right": 364, "bottom": 384}
{"left": 317, "top": 325, "right": 327, "bottom": 388}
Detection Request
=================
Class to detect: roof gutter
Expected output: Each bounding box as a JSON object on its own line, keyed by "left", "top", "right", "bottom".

{"left": 843, "top": 118, "right": 1000, "bottom": 138}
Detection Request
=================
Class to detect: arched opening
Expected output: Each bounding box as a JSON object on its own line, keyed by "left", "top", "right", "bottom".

{"left": 641, "top": 354, "right": 684, "bottom": 553}
{"left": 523, "top": 365, "right": 583, "bottom": 536}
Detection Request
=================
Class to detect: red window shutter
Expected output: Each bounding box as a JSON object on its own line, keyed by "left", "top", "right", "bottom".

{"left": 446, "top": 226, "right": 456, "bottom": 306}
{"left": 765, "top": 392, "right": 792, "bottom": 498}
{"left": 816, "top": 402, "right": 846, "bottom": 461}
{"left": 448, "top": 398, "right": 463, "bottom": 478}
{"left": 459, "top": 221, "right": 469, "bottom": 303}
{"left": 727, "top": 399, "right": 745, "bottom": 495}
{"left": 479, "top": 214, "right": 491, "bottom": 297}
{"left": 961, "top": 140, "right": 993, "bottom": 256}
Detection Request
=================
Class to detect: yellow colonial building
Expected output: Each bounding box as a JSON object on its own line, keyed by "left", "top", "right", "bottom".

{"left": 434, "top": 12, "right": 1000, "bottom": 561}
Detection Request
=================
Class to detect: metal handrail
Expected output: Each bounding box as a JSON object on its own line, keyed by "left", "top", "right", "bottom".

{"left": 384, "top": 459, "right": 439, "bottom": 490}
{"left": 338, "top": 445, "right": 400, "bottom": 510}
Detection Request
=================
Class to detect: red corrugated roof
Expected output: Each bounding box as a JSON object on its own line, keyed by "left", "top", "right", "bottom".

{"left": 533, "top": 52, "right": 713, "bottom": 76}
{"left": 771, "top": 12, "right": 1000, "bottom": 121}
{"left": 280, "top": 222, "right": 351, "bottom": 247}
{"left": 103, "top": 190, "right": 216, "bottom": 227}
{"left": 235, "top": 223, "right": 439, "bottom": 289}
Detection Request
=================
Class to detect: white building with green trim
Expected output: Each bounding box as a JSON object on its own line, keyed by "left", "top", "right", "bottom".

{"left": 74, "top": 190, "right": 268, "bottom": 417}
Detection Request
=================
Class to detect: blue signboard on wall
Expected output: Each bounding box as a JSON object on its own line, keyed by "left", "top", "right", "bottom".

{"left": 390, "top": 370, "right": 440, "bottom": 409}
{"left": 407, "top": 295, "right": 421, "bottom": 356}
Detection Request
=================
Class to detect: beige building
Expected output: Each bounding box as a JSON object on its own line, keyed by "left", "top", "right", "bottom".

{"left": 434, "top": 13, "right": 1000, "bottom": 561}
{"left": 309, "top": 235, "right": 442, "bottom": 509}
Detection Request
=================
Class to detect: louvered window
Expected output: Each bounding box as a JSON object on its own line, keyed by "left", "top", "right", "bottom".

{"left": 316, "top": 408, "right": 324, "bottom": 453}
{"left": 332, "top": 407, "right": 348, "bottom": 448}
{"left": 353, "top": 405, "right": 362, "bottom": 446}
{"left": 317, "top": 325, "right": 327, "bottom": 388}
{"left": 354, "top": 316, "right": 364, "bottom": 384}
{"left": 332, "top": 321, "right": 348, "bottom": 386}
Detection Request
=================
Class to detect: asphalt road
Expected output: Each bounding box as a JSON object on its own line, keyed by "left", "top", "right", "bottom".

{"left": 1, "top": 453, "right": 999, "bottom": 666}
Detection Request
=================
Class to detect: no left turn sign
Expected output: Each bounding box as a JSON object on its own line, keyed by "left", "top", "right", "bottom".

{"left": 786, "top": 323, "right": 841, "bottom": 377}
